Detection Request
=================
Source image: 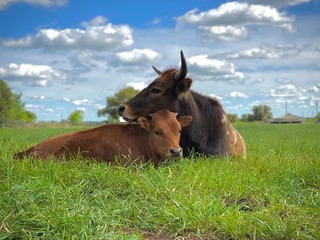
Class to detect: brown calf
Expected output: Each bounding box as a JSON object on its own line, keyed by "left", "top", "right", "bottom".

{"left": 14, "top": 110, "right": 192, "bottom": 165}
{"left": 119, "top": 51, "right": 246, "bottom": 158}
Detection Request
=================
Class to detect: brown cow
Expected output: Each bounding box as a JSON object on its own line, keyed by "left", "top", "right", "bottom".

{"left": 14, "top": 110, "right": 193, "bottom": 165}
{"left": 118, "top": 51, "right": 246, "bottom": 158}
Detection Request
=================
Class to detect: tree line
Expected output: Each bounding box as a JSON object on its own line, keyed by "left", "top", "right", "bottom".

{"left": 0, "top": 79, "right": 91, "bottom": 126}
{"left": 0, "top": 80, "right": 36, "bottom": 126}
{"left": 2, "top": 80, "right": 318, "bottom": 125}
{"left": 229, "top": 105, "right": 273, "bottom": 123}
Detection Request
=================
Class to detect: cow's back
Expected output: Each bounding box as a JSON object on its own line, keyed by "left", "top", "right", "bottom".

{"left": 14, "top": 123, "right": 150, "bottom": 163}
{"left": 68, "top": 123, "right": 149, "bottom": 162}
{"left": 15, "top": 131, "right": 79, "bottom": 159}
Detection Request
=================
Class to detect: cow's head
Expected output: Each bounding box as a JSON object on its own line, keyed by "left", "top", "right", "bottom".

{"left": 137, "top": 110, "right": 192, "bottom": 158}
{"left": 118, "top": 51, "right": 192, "bottom": 122}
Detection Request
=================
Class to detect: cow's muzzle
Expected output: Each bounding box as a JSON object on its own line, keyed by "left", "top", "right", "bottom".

{"left": 118, "top": 105, "right": 125, "bottom": 116}
{"left": 118, "top": 104, "right": 137, "bottom": 122}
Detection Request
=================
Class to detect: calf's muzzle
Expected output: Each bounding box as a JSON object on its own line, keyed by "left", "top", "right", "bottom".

{"left": 169, "top": 148, "right": 182, "bottom": 158}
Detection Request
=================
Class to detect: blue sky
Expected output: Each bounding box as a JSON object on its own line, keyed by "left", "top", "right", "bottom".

{"left": 0, "top": 0, "right": 319, "bottom": 121}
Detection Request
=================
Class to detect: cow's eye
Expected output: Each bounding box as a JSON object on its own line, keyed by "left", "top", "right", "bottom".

{"left": 150, "top": 88, "right": 161, "bottom": 94}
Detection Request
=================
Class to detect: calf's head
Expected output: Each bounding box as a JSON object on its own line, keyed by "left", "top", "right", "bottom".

{"left": 119, "top": 51, "right": 192, "bottom": 122}
{"left": 137, "top": 109, "right": 192, "bottom": 159}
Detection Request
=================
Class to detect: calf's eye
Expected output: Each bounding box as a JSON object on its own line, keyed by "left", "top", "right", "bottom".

{"left": 155, "top": 130, "right": 164, "bottom": 136}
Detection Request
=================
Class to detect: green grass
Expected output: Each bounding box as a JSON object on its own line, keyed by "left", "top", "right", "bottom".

{"left": 1, "top": 124, "right": 319, "bottom": 239}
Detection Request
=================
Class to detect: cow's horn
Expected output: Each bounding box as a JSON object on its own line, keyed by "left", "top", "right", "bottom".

{"left": 152, "top": 66, "right": 162, "bottom": 75}
{"left": 175, "top": 50, "right": 187, "bottom": 80}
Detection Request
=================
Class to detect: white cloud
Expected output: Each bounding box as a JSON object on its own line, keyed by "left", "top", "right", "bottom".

{"left": 227, "top": 104, "right": 244, "bottom": 110}
{"left": 69, "top": 50, "right": 106, "bottom": 72}
{"left": 279, "top": 84, "right": 296, "bottom": 91}
{"left": 187, "top": 54, "right": 245, "bottom": 81}
{"left": 208, "top": 93, "right": 223, "bottom": 102}
{"left": 31, "top": 95, "right": 45, "bottom": 100}
{"left": 76, "top": 107, "right": 87, "bottom": 112}
{"left": 267, "top": 82, "right": 319, "bottom": 115}
{"left": 126, "top": 82, "right": 147, "bottom": 90}
{"left": 25, "top": 104, "right": 40, "bottom": 109}
{"left": 275, "top": 78, "right": 292, "bottom": 84}
{"left": 44, "top": 108, "right": 54, "bottom": 113}
{"left": 151, "top": 18, "right": 162, "bottom": 25}
{"left": 72, "top": 98, "right": 94, "bottom": 106}
{"left": 309, "top": 86, "right": 319, "bottom": 93}
{"left": 269, "top": 84, "right": 296, "bottom": 98}
{"left": 0, "top": 63, "right": 58, "bottom": 78}
{"left": 268, "top": 84, "right": 318, "bottom": 106}
{"left": 0, "top": 0, "right": 68, "bottom": 10}
{"left": 25, "top": 104, "right": 54, "bottom": 113}
{"left": 200, "top": 26, "right": 248, "bottom": 41}
{"left": 0, "top": 63, "right": 65, "bottom": 86}
{"left": 249, "top": 101, "right": 262, "bottom": 107}
{"left": 1, "top": 16, "right": 133, "bottom": 51}
{"left": 116, "top": 48, "right": 162, "bottom": 65}
{"left": 226, "top": 44, "right": 301, "bottom": 59}
{"left": 32, "top": 79, "right": 48, "bottom": 87}
{"left": 239, "top": 0, "right": 311, "bottom": 8}
{"left": 176, "top": 2, "right": 294, "bottom": 40}
{"left": 228, "top": 91, "right": 249, "bottom": 99}
{"left": 94, "top": 103, "right": 105, "bottom": 110}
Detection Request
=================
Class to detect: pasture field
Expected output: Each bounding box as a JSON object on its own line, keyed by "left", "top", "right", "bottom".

{"left": 0, "top": 124, "right": 319, "bottom": 239}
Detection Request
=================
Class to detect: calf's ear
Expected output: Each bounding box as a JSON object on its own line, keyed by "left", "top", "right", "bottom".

{"left": 137, "top": 117, "right": 151, "bottom": 131}
{"left": 178, "top": 115, "right": 193, "bottom": 128}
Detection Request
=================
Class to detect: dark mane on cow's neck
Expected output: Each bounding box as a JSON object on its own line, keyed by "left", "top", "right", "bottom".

{"left": 179, "top": 90, "right": 228, "bottom": 155}
{"left": 180, "top": 90, "right": 225, "bottom": 120}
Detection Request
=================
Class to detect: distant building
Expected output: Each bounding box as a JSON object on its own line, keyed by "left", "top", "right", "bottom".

{"left": 270, "top": 114, "right": 306, "bottom": 124}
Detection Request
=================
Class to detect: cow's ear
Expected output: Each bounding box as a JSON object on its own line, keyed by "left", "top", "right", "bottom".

{"left": 178, "top": 115, "right": 193, "bottom": 128}
{"left": 137, "top": 117, "right": 151, "bottom": 131}
{"left": 176, "top": 78, "right": 192, "bottom": 95}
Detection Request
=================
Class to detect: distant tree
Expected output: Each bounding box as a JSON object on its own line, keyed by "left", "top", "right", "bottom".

{"left": 240, "top": 113, "right": 254, "bottom": 122}
{"left": 0, "top": 80, "right": 13, "bottom": 125}
{"left": 0, "top": 79, "right": 37, "bottom": 125}
{"left": 11, "top": 93, "right": 37, "bottom": 123}
{"left": 98, "top": 86, "right": 139, "bottom": 122}
{"left": 68, "top": 110, "right": 84, "bottom": 125}
{"left": 227, "top": 114, "right": 238, "bottom": 123}
{"left": 240, "top": 106, "right": 272, "bottom": 122}
{"left": 14, "top": 108, "right": 37, "bottom": 123}
{"left": 252, "top": 105, "right": 272, "bottom": 122}
{"left": 315, "top": 113, "right": 320, "bottom": 123}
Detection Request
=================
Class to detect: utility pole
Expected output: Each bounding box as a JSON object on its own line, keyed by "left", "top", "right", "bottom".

{"left": 285, "top": 100, "right": 288, "bottom": 117}
{"left": 316, "top": 100, "right": 319, "bottom": 115}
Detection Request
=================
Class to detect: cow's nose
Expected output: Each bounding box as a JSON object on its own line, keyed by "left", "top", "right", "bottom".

{"left": 118, "top": 105, "right": 125, "bottom": 115}
{"left": 170, "top": 148, "right": 182, "bottom": 157}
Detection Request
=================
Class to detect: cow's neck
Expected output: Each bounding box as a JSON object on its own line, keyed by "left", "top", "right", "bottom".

{"left": 179, "top": 90, "right": 225, "bottom": 126}
{"left": 178, "top": 90, "right": 229, "bottom": 156}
